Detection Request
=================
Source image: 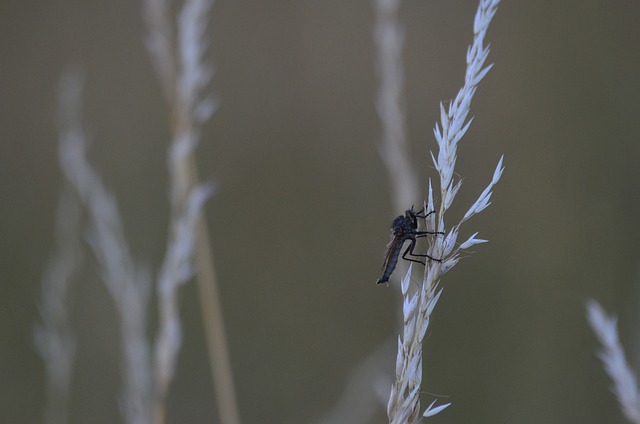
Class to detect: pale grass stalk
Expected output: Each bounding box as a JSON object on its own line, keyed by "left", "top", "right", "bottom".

{"left": 143, "top": 0, "right": 175, "bottom": 102}
{"left": 34, "top": 186, "right": 82, "bottom": 424}
{"left": 57, "top": 71, "right": 155, "bottom": 424}
{"left": 386, "top": 1, "right": 503, "bottom": 422}
{"left": 152, "top": 2, "right": 218, "bottom": 418}
{"left": 587, "top": 300, "right": 640, "bottom": 424}
{"left": 143, "top": 1, "right": 241, "bottom": 424}
{"left": 154, "top": 184, "right": 214, "bottom": 421}
{"left": 374, "top": 0, "right": 419, "bottom": 212}
{"left": 57, "top": 64, "right": 214, "bottom": 423}
{"left": 317, "top": 340, "right": 395, "bottom": 424}
{"left": 317, "top": 2, "right": 417, "bottom": 421}
{"left": 322, "top": 3, "right": 418, "bottom": 420}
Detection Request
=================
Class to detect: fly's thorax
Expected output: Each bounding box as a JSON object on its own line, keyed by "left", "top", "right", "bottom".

{"left": 392, "top": 215, "right": 417, "bottom": 237}
{"left": 391, "top": 215, "right": 404, "bottom": 231}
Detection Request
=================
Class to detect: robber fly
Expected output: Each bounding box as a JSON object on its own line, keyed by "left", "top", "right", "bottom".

{"left": 376, "top": 206, "right": 443, "bottom": 285}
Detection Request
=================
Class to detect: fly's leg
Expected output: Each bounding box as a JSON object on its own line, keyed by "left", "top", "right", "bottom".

{"left": 415, "top": 230, "right": 445, "bottom": 237}
{"left": 414, "top": 208, "right": 436, "bottom": 219}
{"left": 414, "top": 207, "right": 442, "bottom": 233}
{"left": 401, "top": 239, "right": 427, "bottom": 265}
{"left": 403, "top": 237, "right": 443, "bottom": 263}
{"left": 415, "top": 209, "right": 444, "bottom": 235}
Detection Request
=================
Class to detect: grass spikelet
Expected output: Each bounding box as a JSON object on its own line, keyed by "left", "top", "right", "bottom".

{"left": 386, "top": 1, "right": 503, "bottom": 421}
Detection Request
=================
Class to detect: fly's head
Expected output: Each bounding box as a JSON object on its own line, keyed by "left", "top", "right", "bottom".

{"left": 404, "top": 207, "right": 420, "bottom": 229}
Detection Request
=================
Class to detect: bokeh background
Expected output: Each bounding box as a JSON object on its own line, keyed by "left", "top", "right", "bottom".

{"left": 3, "top": 1, "right": 640, "bottom": 423}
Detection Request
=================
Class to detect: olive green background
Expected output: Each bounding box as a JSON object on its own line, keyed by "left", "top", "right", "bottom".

{"left": 2, "top": 1, "right": 640, "bottom": 423}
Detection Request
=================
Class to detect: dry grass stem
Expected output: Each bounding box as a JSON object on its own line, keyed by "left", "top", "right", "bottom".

{"left": 55, "top": 12, "right": 221, "bottom": 418}
{"left": 57, "top": 71, "right": 155, "bottom": 424}
{"left": 34, "top": 186, "right": 82, "bottom": 424}
{"left": 318, "top": 2, "right": 419, "bottom": 421}
{"left": 374, "top": 0, "right": 419, "bottom": 212}
{"left": 317, "top": 339, "right": 395, "bottom": 424}
{"left": 56, "top": 62, "right": 216, "bottom": 424}
{"left": 587, "top": 301, "right": 640, "bottom": 424}
{"left": 143, "top": 1, "right": 241, "bottom": 423}
{"left": 154, "top": 185, "right": 213, "bottom": 403}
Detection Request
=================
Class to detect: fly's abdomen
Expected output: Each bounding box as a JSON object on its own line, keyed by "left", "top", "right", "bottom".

{"left": 376, "top": 239, "right": 404, "bottom": 284}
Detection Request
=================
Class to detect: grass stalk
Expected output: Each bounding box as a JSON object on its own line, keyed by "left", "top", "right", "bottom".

{"left": 385, "top": 1, "right": 503, "bottom": 421}
{"left": 374, "top": 0, "right": 419, "bottom": 213}
{"left": 34, "top": 186, "right": 82, "bottom": 424}
{"left": 57, "top": 70, "right": 155, "bottom": 424}
{"left": 587, "top": 300, "right": 640, "bottom": 424}
{"left": 143, "top": 1, "right": 241, "bottom": 423}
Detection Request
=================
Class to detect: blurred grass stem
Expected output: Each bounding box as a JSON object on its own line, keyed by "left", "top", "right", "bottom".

{"left": 374, "top": 0, "right": 419, "bottom": 214}
{"left": 144, "top": 0, "right": 240, "bottom": 423}
{"left": 587, "top": 301, "right": 640, "bottom": 424}
{"left": 34, "top": 186, "right": 82, "bottom": 424}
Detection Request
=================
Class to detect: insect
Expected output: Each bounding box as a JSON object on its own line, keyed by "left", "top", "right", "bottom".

{"left": 376, "top": 206, "right": 443, "bottom": 285}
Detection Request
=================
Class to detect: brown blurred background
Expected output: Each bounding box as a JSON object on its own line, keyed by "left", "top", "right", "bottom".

{"left": 2, "top": 1, "right": 640, "bottom": 423}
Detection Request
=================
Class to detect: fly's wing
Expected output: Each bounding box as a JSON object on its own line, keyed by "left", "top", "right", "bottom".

{"left": 380, "top": 234, "right": 401, "bottom": 272}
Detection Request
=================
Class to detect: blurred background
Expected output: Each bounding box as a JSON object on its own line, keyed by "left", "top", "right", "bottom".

{"left": 2, "top": 1, "right": 640, "bottom": 423}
